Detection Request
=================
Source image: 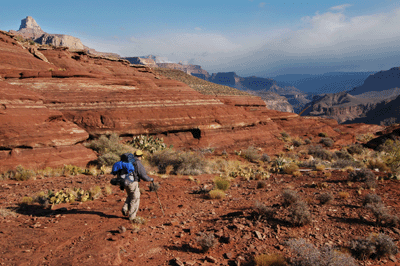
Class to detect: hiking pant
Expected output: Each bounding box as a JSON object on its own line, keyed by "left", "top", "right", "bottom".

{"left": 122, "top": 181, "right": 140, "bottom": 220}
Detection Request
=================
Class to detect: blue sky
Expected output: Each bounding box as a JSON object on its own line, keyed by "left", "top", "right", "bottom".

{"left": 1, "top": 0, "right": 399, "bottom": 76}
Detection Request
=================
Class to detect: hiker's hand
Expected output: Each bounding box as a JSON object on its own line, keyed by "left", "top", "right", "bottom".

{"left": 150, "top": 178, "right": 154, "bottom": 182}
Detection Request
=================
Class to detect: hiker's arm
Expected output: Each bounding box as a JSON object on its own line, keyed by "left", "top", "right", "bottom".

{"left": 136, "top": 161, "right": 153, "bottom": 182}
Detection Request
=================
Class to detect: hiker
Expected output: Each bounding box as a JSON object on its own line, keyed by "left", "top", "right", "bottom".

{"left": 121, "top": 150, "right": 153, "bottom": 221}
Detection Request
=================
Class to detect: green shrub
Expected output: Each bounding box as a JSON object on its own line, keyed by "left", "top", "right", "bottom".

{"left": 214, "top": 177, "right": 230, "bottom": 191}
{"left": 89, "top": 186, "right": 102, "bottom": 200}
{"left": 129, "top": 135, "right": 167, "bottom": 153}
{"left": 63, "top": 165, "right": 83, "bottom": 176}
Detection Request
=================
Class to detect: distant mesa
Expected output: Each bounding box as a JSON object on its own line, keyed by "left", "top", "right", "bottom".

{"left": 9, "top": 16, "right": 119, "bottom": 58}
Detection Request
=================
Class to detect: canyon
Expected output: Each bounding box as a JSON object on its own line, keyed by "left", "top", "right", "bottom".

{"left": 0, "top": 28, "right": 382, "bottom": 170}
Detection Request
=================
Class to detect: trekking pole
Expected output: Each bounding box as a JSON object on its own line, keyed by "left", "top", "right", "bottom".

{"left": 152, "top": 181, "right": 165, "bottom": 216}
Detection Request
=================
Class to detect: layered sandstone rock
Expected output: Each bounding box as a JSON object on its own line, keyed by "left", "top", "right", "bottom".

{"left": 0, "top": 30, "right": 383, "bottom": 169}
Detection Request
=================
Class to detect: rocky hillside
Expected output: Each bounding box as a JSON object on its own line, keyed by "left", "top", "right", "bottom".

{"left": 300, "top": 69, "right": 400, "bottom": 124}
{"left": 0, "top": 29, "right": 382, "bottom": 170}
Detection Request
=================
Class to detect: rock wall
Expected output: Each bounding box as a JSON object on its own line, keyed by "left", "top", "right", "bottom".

{"left": 0, "top": 30, "right": 383, "bottom": 170}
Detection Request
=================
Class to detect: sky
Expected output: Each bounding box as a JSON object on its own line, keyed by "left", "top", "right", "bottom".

{"left": 1, "top": 0, "right": 399, "bottom": 77}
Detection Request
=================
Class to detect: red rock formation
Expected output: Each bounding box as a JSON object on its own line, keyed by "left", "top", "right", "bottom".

{"left": 0, "top": 30, "right": 384, "bottom": 170}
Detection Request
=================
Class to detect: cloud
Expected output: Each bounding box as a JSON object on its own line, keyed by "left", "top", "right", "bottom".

{"left": 194, "top": 27, "right": 202, "bottom": 31}
{"left": 330, "top": 4, "right": 352, "bottom": 11}
{"left": 259, "top": 2, "right": 266, "bottom": 8}
{"left": 92, "top": 6, "right": 400, "bottom": 76}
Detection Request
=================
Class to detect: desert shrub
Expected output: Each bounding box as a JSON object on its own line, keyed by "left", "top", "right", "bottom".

{"left": 149, "top": 182, "right": 160, "bottom": 192}
{"left": 378, "top": 139, "right": 400, "bottom": 171}
{"left": 261, "top": 154, "right": 271, "bottom": 162}
{"left": 331, "top": 159, "right": 361, "bottom": 169}
{"left": 362, "top": 194, "right": 382, "bottom": 206}
{"left": 89, "top": 186, "right": 102, "bottom": 200}
{"left": 214, "top": 177, "right": 230, "bottom": 191}
{"left": 14, "top": 166, "right": 35, "bottom": 181}
{"left": 334, "top": 150, "right": 353, "bottom": 160}
{"left": 318, "top": 132, "right": 328, "bottom": 137}
{"left": 349, "top": 169, "right": 376, "bottom": 189}
{"left": 149, "top": 149, "right": 210, "bottom": 175}
{"left": 338, "top": 191, "right": 350, "bottom": 200}
{"left": 314, "top": 164, "right": 325, "bottom": 171}
{"left": 129, "top": 135, "right": 167, "bottom": 153}
{"left": 287, "top": 238, "right": 357, "bottom": 266}
{"left": 366, "top": 159, "right": 390, "bottom": 172}
{"left": 177, "top": 151, "right": 210, "bottom": 175}
{"left": 241, "top": 146, "right": 261, "bottom": 161}
{"left": 308, "top": 145, "right": 336, "bottom": 161}
{"left": 209, "top": 189, "right": 225, "bottom": 199}
{"left": 281, "top": 132, "right": 290, "bottom": 139}
{"left": 196, "top": 232, "right": 217, "bottom": 252}
{"left": 62, "top": 165, "right": 83, "bottom": 176}
{"left": 289, "top": 201, "right": 311, "bottom": 226}
{"left": 97, "top": 153, "right": 120, "bottom": 167}
{"left": 103, "top": 185, "right": 113, "bottom": 195}
{"left": 21, "top": 196, "right": 33, "bottom": 205}
{"left": 320, "top": 138, "right": 334, "bottom": 147}
{"left": 86, "top": 133, "right": 132, "bottom": 166}
{"left": 292, "top": 139, "right": 303, "bottom": 147}
{"left": 282, "top": 189, "right": 300, "bottom": 207}
{"left": 283, "top": 163, "right": 299, "bottom": 175}
{"left": 346, "top": 144, "right": 364, "bottom": 155}
{"left": 254, "top": 201, "right": 275, "bottom": 219}
{"left": 304, "top": 139, "right": 311, "bottom": 144}
{"left": 350, "top": 233, "right": 398, "bottom": 259}
{"left": 365, "top": 202, "right": 399, "bottom": 226}
{"left": 317, "top": 193, "right": 333, "bottom": 205}
{"left": 253, "top": 253, "right": 287, "bottom": 266}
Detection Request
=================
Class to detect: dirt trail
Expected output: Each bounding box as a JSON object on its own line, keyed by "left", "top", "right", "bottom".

{"left": 1, "top": 172, "right": 400, "bottom": 265}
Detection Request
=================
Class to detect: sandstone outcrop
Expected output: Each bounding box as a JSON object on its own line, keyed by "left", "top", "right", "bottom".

{"left": 0, "top": 30, "right": 383, "bottom": 169}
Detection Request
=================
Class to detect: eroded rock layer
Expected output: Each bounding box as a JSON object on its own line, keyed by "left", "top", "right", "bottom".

{"left": 0, "top": 30, "right": 383, "bottom": 169}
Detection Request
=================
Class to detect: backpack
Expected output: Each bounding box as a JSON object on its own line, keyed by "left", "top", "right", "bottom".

{"left": 111, "top": 160, "right": 135, "bottom": 190}
{"left": 121, "top": 153, "right": 136, "bottom": 165}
